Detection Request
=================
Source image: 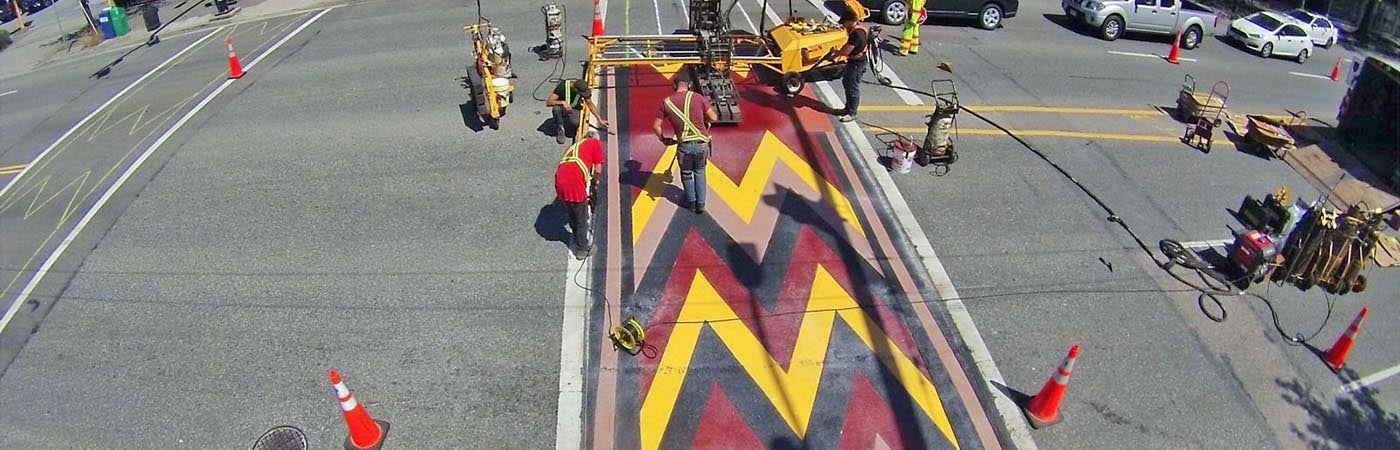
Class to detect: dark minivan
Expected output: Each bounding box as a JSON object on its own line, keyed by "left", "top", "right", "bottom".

{"left": 861, "top": 0, "right": 1018, "bottom": 29}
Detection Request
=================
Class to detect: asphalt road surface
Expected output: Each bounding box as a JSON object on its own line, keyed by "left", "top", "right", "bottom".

{"left": 0, "top": 0, "right": 1395, "bottom": 448}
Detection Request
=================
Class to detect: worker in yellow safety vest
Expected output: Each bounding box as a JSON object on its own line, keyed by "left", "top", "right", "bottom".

{"left": 652, "top": 75, "right": 718, "bottom": 215}
{"left": 900, "top": 0, "right": 927, "bottom": 55}
{"left": 545, "top": 79, "right": 610, "bottom": 144}
{"left": 554, "top": 134, "right": 606, "bottom": 260}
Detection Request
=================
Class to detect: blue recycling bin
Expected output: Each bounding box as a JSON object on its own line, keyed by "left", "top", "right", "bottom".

{"left": 98, "top": 9, "right": 117, "bottom": 40}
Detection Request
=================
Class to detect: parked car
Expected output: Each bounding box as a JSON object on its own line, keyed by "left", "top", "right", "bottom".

{"left": 17, "top": 0, "right": 55, "bottom": 14}
{"left": 862, "top": 0, "right": 1019, "bottom": 30}
{"left": 1228, "top": 11, "right": 1314, "bottom": 62}
{"left": 1062, "top": 0, "right": 1218, "bottom": 49}
{"left": 0, "top": 3, "right": 15, "bottom": 24}
{"left": 1285, "top": 8, "right": 1341, "bottom": 47}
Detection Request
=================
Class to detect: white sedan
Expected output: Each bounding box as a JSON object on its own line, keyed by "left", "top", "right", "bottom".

{"left": 1227, "top": 11, "right": 1315, "bottom": 63}
{"left": 1286, "top": 8, "right": 1342, "bottom": 47}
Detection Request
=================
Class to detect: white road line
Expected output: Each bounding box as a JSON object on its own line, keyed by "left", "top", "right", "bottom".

{"left": 879, "top": 61, "right": 925, "bottom": 106}
{"left": 735, "top": 1, "right": 759, "bottom": 33}
{"left": 676, "top": 0, "right": 688, "bottom": 22}
{"left": 1178, "top": 238, "right": 1233, "bottom": 249}
{"left": 0, "top": 8, "right": 335, "bottom": 340}
{"left": 1339, "top": 362, "right": 1400, "bottom": 394}
{"left": 814, "top": 81, "right": 1039, "bottom": 450}
{"left": 0, "top": 28, "right": 225, "bottom": 202}
{"left": 1106, "top": 50, "right": 1196, "bottom": 62}
{"left": 754, "top": 0, "right": 783, "bottom": 25}
{"left": 0, "top": 90, "right": 17, "bottom": 97}
{"left": 804, "top": 0, "right": 839, "bottom": 21}
{"left": 653, "top": 0, "right": 663, "bottom": 34}
{"left": 1289, "top": 71, "right": 1332, "bottom": 80}
{"left": 555, "top": 255, "right": 590, "bottom": 450}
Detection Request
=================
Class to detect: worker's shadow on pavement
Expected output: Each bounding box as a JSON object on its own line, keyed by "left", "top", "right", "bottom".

{"left": 534, "top": 200, "right": 572, "bottom": 247}
{"left": 536, "top": 118, "right": 575, "bottom": 141}
{"left": 621, "top": 160, "right": 686, "bottom": 207}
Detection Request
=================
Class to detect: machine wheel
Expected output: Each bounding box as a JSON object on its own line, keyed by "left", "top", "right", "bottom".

{"left": 1100, "top": 15, "right": 1123, "bottom": 41}
{"left": 486, "top": 116, "right": 500, "bottom": 130}
{"left": 779, "top": 72, "right": 804, "bottom": 96}
{"left": 881, "top": 0, "right": 908, "bottom": 26}
{"left": 1259, "top": 42, "right": 1273, "bottom": 58}
{"left": 1181, "top": 25, "right": 1202, "bottom": 50}
{"left": 1295, "top": 48, "right": 1309, "bottom": 64}
{"left": 979, "top": 3, "right": 1003, "bottom": 30}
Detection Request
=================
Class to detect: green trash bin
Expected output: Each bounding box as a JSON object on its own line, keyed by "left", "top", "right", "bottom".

{"left": 110, "top": 6, "right": 130, "bottom": 36}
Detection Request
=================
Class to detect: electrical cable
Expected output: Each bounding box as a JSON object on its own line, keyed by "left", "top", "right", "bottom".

{"left": 867, "top": 80, "right": 1339, "bottom": 344}
{"left": 530, "top": 3, "right": 569, "bottom": 102}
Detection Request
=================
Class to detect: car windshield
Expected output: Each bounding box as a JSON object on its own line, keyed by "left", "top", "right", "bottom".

{"left": 1248, "top": 13, "right": 1285, "bottom": 30}
{"left": 1287, "top": 10, "right": 1313, "bottom": 23}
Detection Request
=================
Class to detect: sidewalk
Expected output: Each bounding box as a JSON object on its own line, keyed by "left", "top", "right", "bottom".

{"left": 0, "top": 0, "right": 335, "bottom": 80}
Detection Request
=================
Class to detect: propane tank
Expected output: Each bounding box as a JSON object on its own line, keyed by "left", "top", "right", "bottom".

{"left": 541, "top": 2, "right": 565, "bottom": 60}
{"left": 484, "top": 25, "right": 514, "bottom": 79}
{"left": 924, "top": 103, "right": 955, "bottom": 158}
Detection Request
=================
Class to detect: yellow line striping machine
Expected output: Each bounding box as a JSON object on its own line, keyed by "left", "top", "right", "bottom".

{"left": 575, "top": 0, "right": 890, "bottom": 126}
{"left": 464, "top": 2, "right": 516, "bottom": 130}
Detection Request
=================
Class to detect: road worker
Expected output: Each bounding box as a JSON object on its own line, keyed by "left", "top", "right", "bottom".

{"left": 652, "top": 75, "right": 718, "bottom": 215}
{"left": 545, "top": 78, "right": 609, "bottom": 144}
{"left": 900, "top": 0, "right": 926, "bottom": 55}
{"left": 834, "top": 11, "right": 871, "bottom": 122}
{"left": 554, "top": 133, "right": 605, "bottom": 260}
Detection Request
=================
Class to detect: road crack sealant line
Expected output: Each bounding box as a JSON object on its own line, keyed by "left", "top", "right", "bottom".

{"left": 868, "top": 80, "right": 1341, "bottom": 345}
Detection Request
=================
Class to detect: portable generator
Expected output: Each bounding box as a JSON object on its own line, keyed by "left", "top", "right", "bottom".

{"left": 1230, "top": 230, "right": 1277, "bottom": 286}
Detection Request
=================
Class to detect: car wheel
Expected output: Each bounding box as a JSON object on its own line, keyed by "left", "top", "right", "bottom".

{"left": 1296, "top": 48, "right": 1309, "bottom": 64}
{"left": 882, "top": 0, "right": 908, "bottom": 26}
{"left": 1259, "top": 42, "right": 1273, "bottom": 58}
{"left": 1100, "top": 15, "right": 1123, "bottom": 41}
{"left": 979, "top": 4, "right": 1003, "bottom": 30}
{"left": 1181, "top": 25, "right": 1202, "bottom": 50}
{"left": 1324, "top": 37, "right": 1334, "bottom": 48}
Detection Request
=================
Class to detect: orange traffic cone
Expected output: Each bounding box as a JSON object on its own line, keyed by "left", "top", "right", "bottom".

{"left": 1324, "top": 307, "right": 1367, "bottom": 372}
{"left": 592, "top": 0, "right": 604, "bottom": 37}
{"left": 226, "top": 37, "right": 245, "bottom": 79}
{"left": 331, "top": 369, "right": 390, "bottom": 450}
{"left": 1330, "top": 57, "right": 1343, "bottom": 82}
{"left": 1166, "top": 30, "right": 1182, "bottom": 64}
{"left": 1024, "top": 344, "right": 1079, "bottom": 428}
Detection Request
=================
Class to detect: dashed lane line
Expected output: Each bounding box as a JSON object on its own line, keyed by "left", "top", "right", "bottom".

{"left": 1340, "top": 362, "right": 1400, "bottom": 395}
{"left": 1289, "top": 71, "right": 1333, "bottom": 80}
{"left": 1107, "top": 50, "right": 1196, "bottom": 62}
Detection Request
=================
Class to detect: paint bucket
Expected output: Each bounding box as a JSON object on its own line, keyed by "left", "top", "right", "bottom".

{"left": 892, "top": 138, "right": 916, "bottom": 174}
{"left": 491, "top": 77, "right": 512, "bottom": 107}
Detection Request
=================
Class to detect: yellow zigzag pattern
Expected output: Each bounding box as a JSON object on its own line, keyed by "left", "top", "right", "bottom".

{"left": 632, "top": 131, "right": 864, "bottom": 242}
{"left": 639, "top": 266, "right": 959, "bottom": 450}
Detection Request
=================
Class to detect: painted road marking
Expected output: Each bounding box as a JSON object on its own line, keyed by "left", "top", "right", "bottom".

{"left": 753, "top": 0, "right": 782, "bottom": 25}
{"left": 0, "top": 28, "right": 225, "bottom": 203}
{"left": 1289, "top": 71, "right": 1332, "bottom": 80}
{"left": 1339, "top": 362, "right": 1400, "bottom": 394}
{"left": 1107, "top": 50, "right": 1196, "bottom": 62}
{"left": 0, "top": 164, "right": 25, "bottom": 175}
{"left": 0, "top": 7, "right": 337, "bottom": 345}
{"left": 1178, "top": 238, "right": 1234, "bottom": 249}
{"left": 734, "top": 0, "right": 759, "bottom": 33}
{"left": 819, "top": 79, "right": 1039, "bottom": 450}
{"left": 805, "top": 0, "right": 839, "bottom": 22}
{"left": 652, "top": 0, "right": 663, "bottom": 34}
{"left": 871, "top": 125, "right": 1196, "bottom": 144}
{"left": 863, "top": 104, "right": 1164, "bottom": 115}
{"left": 0, "top": 90, "right": 16, "bottom": 97}
{"left": 556, "top": 253, "right": 590, "bottom": 450}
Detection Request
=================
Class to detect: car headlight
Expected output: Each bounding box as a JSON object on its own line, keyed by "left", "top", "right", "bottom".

{"left": 1247, "top": 33, "right": 1259, "bottom": 39}
{"left": 1085, "top": 1, "right": 1104, "bottom": 10}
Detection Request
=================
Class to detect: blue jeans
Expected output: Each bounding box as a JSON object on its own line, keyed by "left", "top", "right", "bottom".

{"left": 678, "top": 142, "right": 708, "bottom": 206}
{"left": 842, "top": 58, "right": 868, "bottom": 116}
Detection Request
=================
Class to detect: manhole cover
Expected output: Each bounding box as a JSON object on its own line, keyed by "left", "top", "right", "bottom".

{"left": 251, "top": 426, "right": 308, "bottom": 450}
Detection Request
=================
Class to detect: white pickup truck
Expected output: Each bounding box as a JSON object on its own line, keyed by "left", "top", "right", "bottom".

{"left": 1063, "top": 0, "right": 1219, "bottom": 49}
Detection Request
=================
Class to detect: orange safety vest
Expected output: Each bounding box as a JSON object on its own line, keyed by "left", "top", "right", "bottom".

{"left": 849, "top": 23, "right": 869, "bottom": 59}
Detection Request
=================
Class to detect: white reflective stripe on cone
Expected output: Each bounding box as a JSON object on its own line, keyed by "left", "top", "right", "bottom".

{"left": 340, "top": 395, "right": 359, "bottom": 411}
{"left": 1052, "top": 358, "right": 1077, "bottom": 384}
{"left": 334, "top": 382, "right": 351, "bottom": 398}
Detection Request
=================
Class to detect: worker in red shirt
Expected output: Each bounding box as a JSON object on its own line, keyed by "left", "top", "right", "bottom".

{"left": 652, "top": 75, "right": 718, "bottom": 214}
{"left": 554, "top": 133, "right": 606, "bottom": 260}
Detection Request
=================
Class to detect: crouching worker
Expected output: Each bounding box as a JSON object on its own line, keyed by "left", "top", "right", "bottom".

{"left": 545, "top": 79, "right": 609, "bottom": 144}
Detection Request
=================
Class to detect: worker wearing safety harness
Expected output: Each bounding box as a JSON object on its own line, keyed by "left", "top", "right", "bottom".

{"left": 899, "top": 0, "right": 926, "bottom": 55}
{"left": 545, "top": 79, "right": 610, "bottom": 144}
{"left": 554, "top": 134, "right": 606, "bottom": 260}
{"left": 653, "top": 75, "right": 719, "bottom": 215}
{"left": 834, "top": 11, "right": 870, "bottom": 123}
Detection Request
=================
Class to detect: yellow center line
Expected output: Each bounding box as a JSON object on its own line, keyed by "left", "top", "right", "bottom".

{"left": 0, "top": 164, "right": 27, "bottom": 174}
{"left": 867, "top": 126, "right": 1237, "bottom": 147}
